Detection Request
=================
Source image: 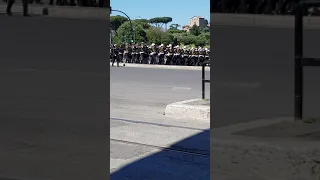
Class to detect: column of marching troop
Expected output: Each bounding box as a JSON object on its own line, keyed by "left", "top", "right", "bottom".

{"left": 110, "top": 43, "right": 210, "bottom": 67}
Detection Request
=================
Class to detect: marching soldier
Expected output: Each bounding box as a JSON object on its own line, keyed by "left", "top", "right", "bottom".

{"left": 6, "top": 0, "right": 29, "bottom": 16}
{"left": 149, "top": 43, "right": 157, "bottom": 64}
{"left": 118, "top": 44, "right": 124, "bottom": 64}
{"left": 173, "top": 45, "right": 182, "bottom": 65}
{"left": 165, "top": 44, "right": 174, "bottom": 65}
{"left": 158, "top": 44, "right": 165, "bottom": 65}
{"left": 132, "top": 44, "right": 138, "bottom": 63}
{"left": 111, "top": 44, "right": 120, "bottom": 67}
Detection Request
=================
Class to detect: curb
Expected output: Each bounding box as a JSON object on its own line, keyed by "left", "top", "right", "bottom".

{"left": 211, "top": 13, "right": 320, "bottom": 28}
{"left": 165, "top": 99, "right": 210, "bottom": 121}
{"left": 110, "top": 63, "right": 210, "bottom": 71}
{"left": 0, "top": 4, "right": 108, "bottom": 19}
{"left": 211, "top": 117, "right": 320, "bottom": 180}
{"left": 43, "top": 6, "right": 108, "bottom": 19}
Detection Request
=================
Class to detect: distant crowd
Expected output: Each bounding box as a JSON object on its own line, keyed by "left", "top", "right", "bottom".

{"left": 212, "top": 0, "right": 320, "bottom": 15}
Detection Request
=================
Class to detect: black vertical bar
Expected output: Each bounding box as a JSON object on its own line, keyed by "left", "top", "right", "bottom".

{"left": 294, "top": 3, "right": 304, "bottom": 121}
{"left": 202, "top": 65, "right": 205, "bottom": 99}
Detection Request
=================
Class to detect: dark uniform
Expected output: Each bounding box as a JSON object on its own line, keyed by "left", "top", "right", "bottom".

{"left": 111, "top": 45, "right": 119, "bottom": 67}
{"left": 158, "top": 46, "right": 165, "bottom": 65}
{"left": 6, "top": 0, "right": 29, "bottom": 16}
{"left": 149, "top": 45, "right": 157, "bottom": 64}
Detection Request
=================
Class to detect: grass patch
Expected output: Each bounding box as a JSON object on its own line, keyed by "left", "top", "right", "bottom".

{"left": 303, "top": 117, "right": 320, "bottom": 124}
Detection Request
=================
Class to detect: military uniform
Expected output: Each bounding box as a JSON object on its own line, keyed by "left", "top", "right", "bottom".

{"left": 6, "top": 0, "right": 29, "bottom": 16}
{"left": 111, "top": 45, "right": 120, "bottom": 67}
{"left": 149, "top": 43, "right": 157, "bottom": 64}
{"left": 158, "top": 45, "right": 165, "bottom": 64}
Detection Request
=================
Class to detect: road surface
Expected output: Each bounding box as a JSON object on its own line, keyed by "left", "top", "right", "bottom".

{"left": 110, "top": 66, "right": 210, "bottom": 179}
{"left": 111, "top": 66, "right": 210, "bottom": 120}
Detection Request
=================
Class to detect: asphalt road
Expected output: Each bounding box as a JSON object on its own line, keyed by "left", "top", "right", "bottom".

{"left": 0, "top": 16, "right": 109, "bottom": 180}
{"left": 110, "top": 55, "right": 210, "bottom": 179}
{"left": 211, "top": 24, "right": 320, "bottom": 128}
{"left": 111, "top": 67, "right": 210, "bottom": 114}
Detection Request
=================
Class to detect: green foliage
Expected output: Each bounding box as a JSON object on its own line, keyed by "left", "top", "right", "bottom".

{"left": 169, "top": 24, "right": 180, "bottom": 30}
{"left": 110, "top": 15, "right": 128, "bottom": 31}
{"left": 189, "top": 25, "right": 202, "bottom": 36}
{"left": 168, "top": 29, "right": 185, "bottom": 34}
{"left": 117, "top": 21, "right": 146, "bottom": 43}
{"left": 113, "top": 36, "right": 121, "bottom": 44}
{"left": 134, "top": 19, "right": 151, "bottom": 30}
{"left": 146, "top": 27, "right": 176, "bottom": 45}
{"left": 115, "top": 16, "right": 210, "bottom": 47}
{"left": 202, "top": 27, "right": 210, "bottom": 33}
{"left": 149, "top": 17, "right": 173, "bottom": 27}
{"left": 146, "top": 27, "right": 163, "bottom": 45}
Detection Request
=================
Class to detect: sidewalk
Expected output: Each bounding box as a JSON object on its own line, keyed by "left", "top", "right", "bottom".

{"left": 212, "top": 117, "right": 320, "bottom": 180}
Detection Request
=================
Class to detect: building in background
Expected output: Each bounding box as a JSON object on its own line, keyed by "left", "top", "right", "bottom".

{"left": 182, "top": 25, "right": 191, "bottom": 32}
{"left": 189, "top": 16, "right": 206, "bottom": 28}
{"left": 183, "top": 16, "right": 209, "bottom": 32}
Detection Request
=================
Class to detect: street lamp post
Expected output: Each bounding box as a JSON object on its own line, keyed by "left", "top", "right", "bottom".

{"left": 110, "top": 7, "right": 134, "bottom": 44}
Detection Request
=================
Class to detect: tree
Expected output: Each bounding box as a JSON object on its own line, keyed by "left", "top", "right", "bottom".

{"left": 179, "top": 35, "right": 197, "bottom": 45}
{"left": 202, "top": 27, "right": 210, "bottom": 33}
{"left": 189, "top": 25, "right": 202, "bottom": 36}
{"left": 204, "top": 19, "right": 209, "bottom": 27}
{"left": 117, "top": 21, "right": 146, "bottom": 43}
{"left": 148, "top": 17, "right": 172, "bottom": 29}
{"left": 194, "top": 36, "right": 207, "bottom": 47}
{"left": 168, "top": 29, "right": 185, "bottom": 34}
{"left": 146, "top": 27, "right": 177, "bottom": 45}
{"left": 110, "top": 15, "right": 128, "bottom": 31}
{"left": 146, "top": 27, "right": 163, "bottom": 45}
{"left": 162, "top": 17, "right": 173, "bottom": 30}
{"left": 169, "top": 24, "right": 180, "bottom": 30}
{"left": 134, "top": 19, "right": 151, "bottom": 30}
{"left": 161, "top": 32, "right": 177, "bottom": 46}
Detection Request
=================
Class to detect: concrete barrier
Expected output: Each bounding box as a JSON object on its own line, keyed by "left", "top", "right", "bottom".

{"left": 110, "top": 62, "right": 210, "bottom": 71}
{"left": 211, "top": 13, "right": 320, "bottom": 28}
{"left": 165, "top": 99, "right": 210, "bottom": 121}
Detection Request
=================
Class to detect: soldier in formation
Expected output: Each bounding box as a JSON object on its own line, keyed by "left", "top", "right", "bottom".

{"left": 110, "top": 43, "right": 210, "bottom": 67}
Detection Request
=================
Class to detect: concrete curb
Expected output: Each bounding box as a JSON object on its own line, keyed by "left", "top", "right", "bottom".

{"left": 110, "top": 63, "right": 210, "bottom": 71}
{"left": 211, "top": 117, "right": 320, "bottom": 180}
{"left": 0, "top": 4, "right": 108, "bottom": 20}
{"left": 164, "top": 99, "right": 210, "bottom": 121}
{"left": 211, "top": 13, "right": 320, "bottom": 28}
{"left": 43, "top": 6, "right": 108, "bottom": 19}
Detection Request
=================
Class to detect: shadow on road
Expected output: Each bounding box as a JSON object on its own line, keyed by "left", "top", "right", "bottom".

{"left": 110, "top": 130, "right": 210, "bottom": 180}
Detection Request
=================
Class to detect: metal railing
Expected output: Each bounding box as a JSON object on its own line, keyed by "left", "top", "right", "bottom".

{"left": 201, "top": 60, "right": 210, "bottom": 99}
{"left": 294, "top": 0, "right": 320, "bottom": 121}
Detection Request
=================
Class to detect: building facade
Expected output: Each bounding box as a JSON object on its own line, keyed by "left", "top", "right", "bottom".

{"left": 189, "top": 16, "right": 206, "bottom": 28}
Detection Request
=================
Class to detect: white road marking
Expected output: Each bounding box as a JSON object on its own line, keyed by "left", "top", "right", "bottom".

{"left": 111, "top": 82, "right": 193, "bottom": 90}
{"left": 172, "top": 87, "right": 192, "bottom": 91}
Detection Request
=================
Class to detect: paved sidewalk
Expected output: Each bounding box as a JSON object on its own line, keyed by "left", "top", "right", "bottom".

{"left": 211, "top": 117, "right": 320, "bottom": 180}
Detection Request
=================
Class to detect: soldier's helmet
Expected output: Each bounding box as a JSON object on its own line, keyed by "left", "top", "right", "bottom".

{"left": 159, "top": 44, "right": 164, "bottom": 47}
{"left": 174, "top": 45, "right": 179, "bottom": 49}
{"left": 151, "top": 43, "right": 155, "bottom": 47}
{"left": 167, "top": 44, "right": 172, "bottom": 48}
